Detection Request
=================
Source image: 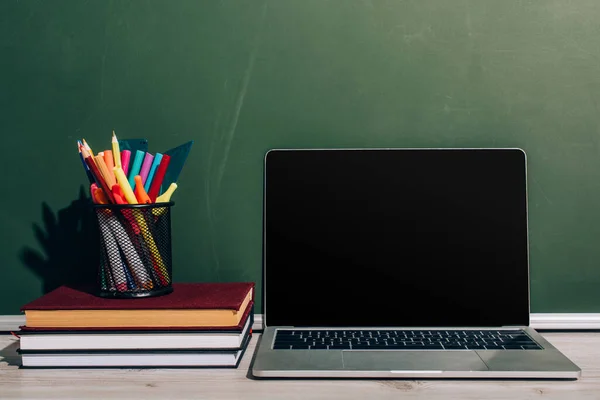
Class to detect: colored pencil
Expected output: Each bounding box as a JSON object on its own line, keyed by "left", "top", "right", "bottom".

{"left": 84, "top": 152, "right": 115, "bottom": 203}
{"left": 77, "top": 141, "right": 95, "bottom": 184}
{"left": 112, "top": 131, "right": 122, "bottom": 169}
{"left": 94, "top": 155, "right": 116, "bottom": 188}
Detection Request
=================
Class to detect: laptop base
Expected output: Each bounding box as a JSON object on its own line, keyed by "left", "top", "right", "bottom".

{"left": 252, "top": 327, "right": 581, "bottom": 379}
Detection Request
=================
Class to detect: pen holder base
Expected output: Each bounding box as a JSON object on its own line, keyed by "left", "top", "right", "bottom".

{"left": 98, "top": 285, "right": 173, "bottom": 299}
{"left": 93, "top": 202, "right": 174, "bottom": 299}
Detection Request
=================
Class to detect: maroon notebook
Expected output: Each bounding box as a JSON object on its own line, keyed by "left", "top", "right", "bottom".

{"left": 21, "top": 283, "right": 254, "bottom": 311}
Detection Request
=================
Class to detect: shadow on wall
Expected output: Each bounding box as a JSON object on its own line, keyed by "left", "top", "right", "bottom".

{"left": 20, "top": 186, "right": 100, "bottom": 294}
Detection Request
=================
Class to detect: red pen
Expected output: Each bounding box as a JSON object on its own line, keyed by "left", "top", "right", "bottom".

{"left": 147, "top": 154, "right": 171, "bottom": 202}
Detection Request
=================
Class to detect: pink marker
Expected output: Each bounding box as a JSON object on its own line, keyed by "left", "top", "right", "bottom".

{"left": 139, "top": 153, "right": 155, "bottom": 185}
{"left": 121, "top": 150, "right": 131, "bottom": 175}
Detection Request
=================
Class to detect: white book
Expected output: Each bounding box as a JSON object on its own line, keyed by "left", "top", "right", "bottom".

{"left": 19, "top": 315, "right": 251, "bottom": 351}
{"left": 20, "top": 332, "right": 251, "bottom": 368}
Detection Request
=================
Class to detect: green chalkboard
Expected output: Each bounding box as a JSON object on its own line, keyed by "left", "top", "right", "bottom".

{"left": 1, "top": 0, "right": 600, "bottom": 315}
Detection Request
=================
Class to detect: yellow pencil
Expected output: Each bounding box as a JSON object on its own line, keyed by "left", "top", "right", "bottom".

{"left": 82, "top": 139, "right": 95, "bottom": 158}
{"left": 114, "top": 166, "right": 138, "bottom": 204}
{"left": 112, "top": 131, "right": 122, "bottom": 169}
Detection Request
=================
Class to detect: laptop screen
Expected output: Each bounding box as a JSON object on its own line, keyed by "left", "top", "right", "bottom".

{"left": 264, "top": 149, "right": 530, "bottom": 328}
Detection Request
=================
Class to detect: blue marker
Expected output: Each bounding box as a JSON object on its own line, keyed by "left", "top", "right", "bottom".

{"left": 144, "top": 153, "right": 163, "bottom": 192}
{"left": 128, "top": 150, "right": 145, "bottom": 188}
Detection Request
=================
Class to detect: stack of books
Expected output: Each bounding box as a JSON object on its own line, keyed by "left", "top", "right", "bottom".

{"left": 17, "top": 282, "right": 254, "bottom": 368}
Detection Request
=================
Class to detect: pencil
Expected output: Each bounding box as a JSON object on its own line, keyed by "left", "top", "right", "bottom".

{"left": 112, "top": 131, "right": 122, "bottom": 169}
{"left": 82, "top": 139, "right": 95, "bottom": 158}
{"left": 77, "top": 141, "right": 95, "bottom": 184}
{"left": 84, "top": 154, "right": 115, "bottom": 203}
{"left": 94, "top": 155, "right": 117, "bottom": 188}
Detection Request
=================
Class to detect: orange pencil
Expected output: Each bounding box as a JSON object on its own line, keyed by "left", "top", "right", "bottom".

{"left": 84, "top": 153, "right": 115, "bottom": 203}
{"left": 94, "top": 155, "right": 116, "bottom": 188}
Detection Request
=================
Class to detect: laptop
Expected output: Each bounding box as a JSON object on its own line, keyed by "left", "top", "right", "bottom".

{"left": 252, "top": 148, "right": 581, "bottom": 379}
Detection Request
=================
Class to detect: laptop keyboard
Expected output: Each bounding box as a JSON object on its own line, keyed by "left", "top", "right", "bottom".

{"left": 273, "top": 329, "right": 542, "bottom": 350}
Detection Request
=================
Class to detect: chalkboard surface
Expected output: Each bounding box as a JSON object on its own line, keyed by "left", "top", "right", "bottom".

{"left": 1, "top": 0, "right": 600, "bottom": 315}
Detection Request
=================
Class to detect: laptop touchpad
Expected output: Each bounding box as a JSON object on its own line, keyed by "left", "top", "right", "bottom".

{"left": 342, "top": 351, "right": 489, "bottom": 371}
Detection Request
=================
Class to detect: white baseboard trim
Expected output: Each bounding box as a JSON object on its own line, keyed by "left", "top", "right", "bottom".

{"left": 530, "top": 313, "right": 600, "bottom": 330}
{"left": 253, "top": 314, "right": 263, "bottom": 331}
{"left": 0, "top": 316, "right": 25, "bottom": 332}
{"left": 1, "top": 314, "right": 599, "bottom": 332}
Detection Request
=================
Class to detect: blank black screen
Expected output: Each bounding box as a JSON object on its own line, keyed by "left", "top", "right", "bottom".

{"left": 265, "top": 149, "right": 529, "bottom": 327}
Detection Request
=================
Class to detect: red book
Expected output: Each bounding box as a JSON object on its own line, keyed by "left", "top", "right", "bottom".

{"left": 20, "top": 283, "right": 254, "bottom": 329}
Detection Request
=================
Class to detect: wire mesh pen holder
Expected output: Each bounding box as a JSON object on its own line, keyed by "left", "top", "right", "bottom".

{"left": 93, "top": 202, "right": 175, "bottom": 298}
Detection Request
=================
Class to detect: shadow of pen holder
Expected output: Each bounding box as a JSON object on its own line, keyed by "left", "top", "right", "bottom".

{"left": 92, "top": 202, "right": 175, "bottom": 298}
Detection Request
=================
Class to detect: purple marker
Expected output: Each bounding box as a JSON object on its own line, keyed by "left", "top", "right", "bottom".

{"left": 139, "top": 152, "right": 155, "bottom": 185}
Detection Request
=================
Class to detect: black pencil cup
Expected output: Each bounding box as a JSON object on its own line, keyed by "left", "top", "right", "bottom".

{"left": 92, "top": 202, "right": 174, "bottom": 298}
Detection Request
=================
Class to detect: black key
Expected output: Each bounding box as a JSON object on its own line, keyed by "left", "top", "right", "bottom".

{"left": 500, "top": 334, "right": 529, "bottom": 339}
{"left": 443, "top": 344, "right": 467, "bottom": 350}
{"left": 274, "top": 343, "right": 301, "bottom": 348}
{"left": 506, "top": 335, "right": 532, "bottom": 341}
{"left": 522, "top": 344, "right": 542, "bottom": 350}
{"left": 367, "top": 344, "right": 390, "bottom": 349}
{"left": 290, "top": 344, "right": 309, "bottom": 349}
{"left": 502, "top": 345, "right": 523, "bottom": 350}
{"left": 483, "top": 345, "right": 503, "bottom": 350}
{"left": 420, "top": 344, "right": 444, "bottom": 350}
{"left": 330, "top": 344, "right": 351, "bottom": 349}
{"left": 501, "top": 340, "right": 535, "bottom": 346}
{"left": 466, "top": 344, "right": 487, "bottom": 350}
{"left": 311, "top": 344, "right": 328, "bottom": 349}
{"left": 403, "top": 342, "right": 425, "bottom": 348}
{"left": 352, "top": 345, "right": 374, "bottom": 350}
{"left": 276, "top": 331, "right": 295, "bottom": 336}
